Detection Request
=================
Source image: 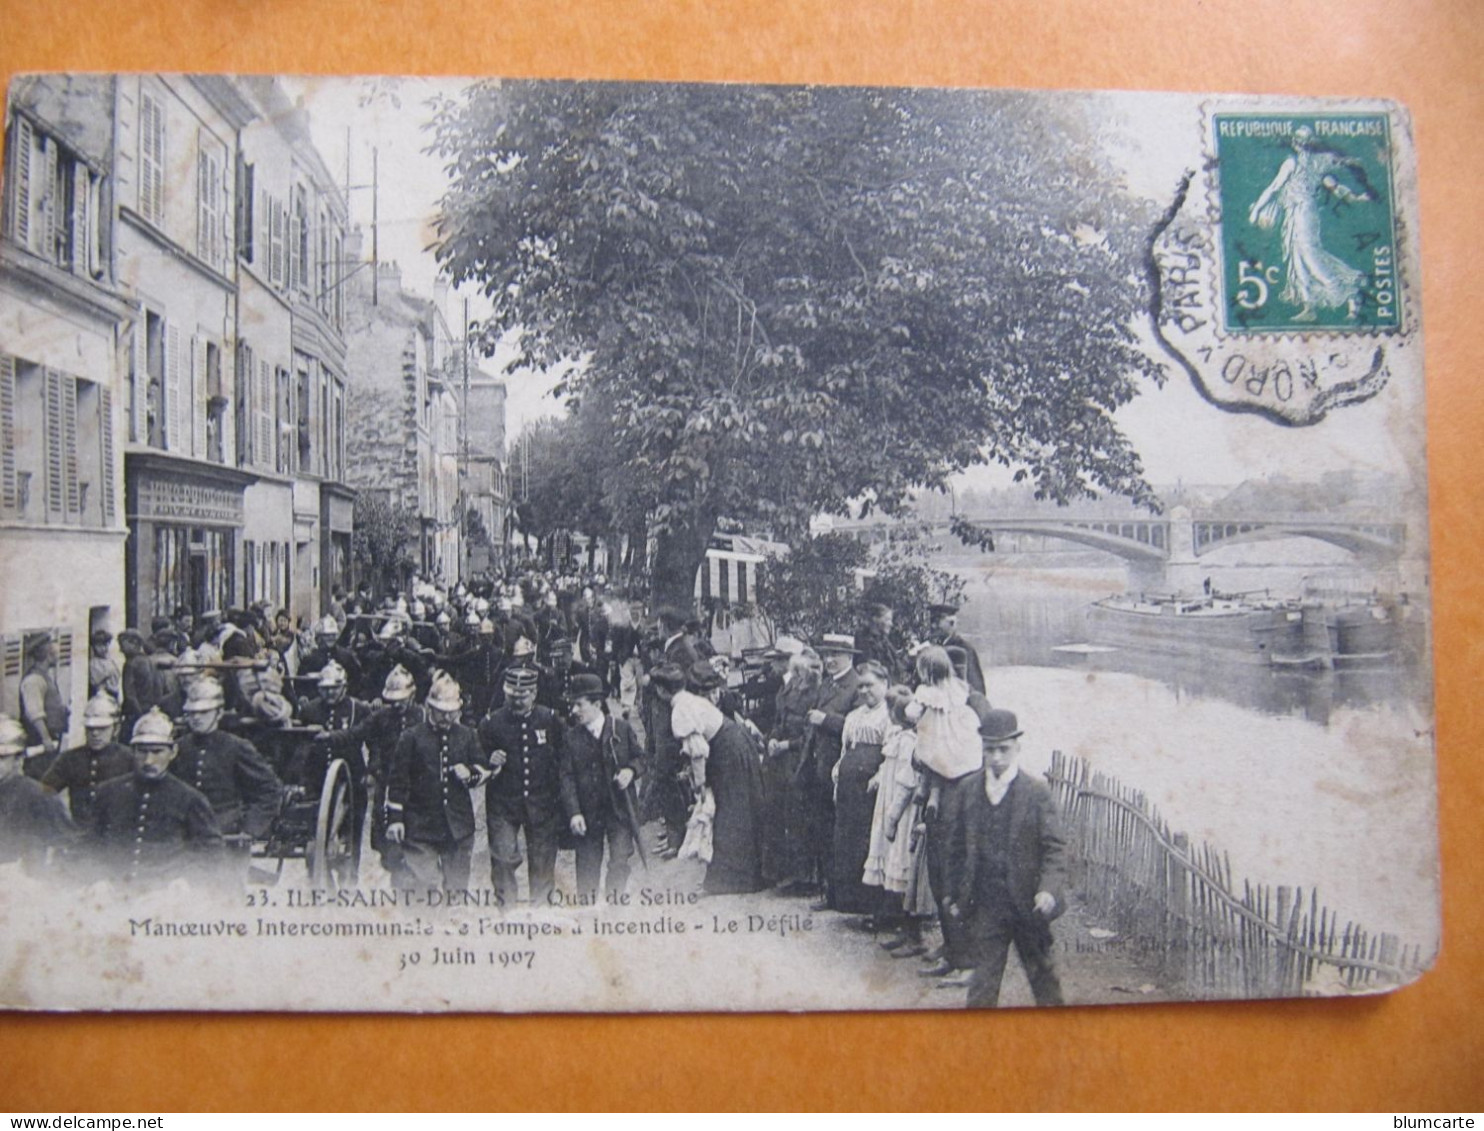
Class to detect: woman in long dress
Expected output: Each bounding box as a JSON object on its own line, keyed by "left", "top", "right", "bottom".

{"left": 863, "top": 686, "right": 935, "bottom": 956}
{"left": 1248, "top": 125, "right": 1371, "bottom": 322}
{"left": 672, "top": 661, "right": 767, "bottom": 894}
{"left": 830, "top": 661, "right": 892, "bottom": 918}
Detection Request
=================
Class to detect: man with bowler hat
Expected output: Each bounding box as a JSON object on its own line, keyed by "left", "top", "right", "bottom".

{"left": 942, "top": 707, "right": 1067, "bottom": 1008}
{"left": 559, "top": 673, "right": 643, "bottom": 901}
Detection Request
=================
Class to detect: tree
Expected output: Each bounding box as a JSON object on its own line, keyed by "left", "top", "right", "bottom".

{"left": 352, "top": 491, "right": 420, "bottom": 594}
{"left": 428, "top": 82, "right": 1164, "bottom": 605}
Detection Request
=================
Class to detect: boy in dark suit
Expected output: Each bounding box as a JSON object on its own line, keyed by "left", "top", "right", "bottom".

{"left": 943, "top": 707, "right": 1067, "bottom": 1008}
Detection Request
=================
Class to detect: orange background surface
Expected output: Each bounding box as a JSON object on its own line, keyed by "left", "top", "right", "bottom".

{"left": 2, "top": 0, "right": 1481, "bottom": 1112}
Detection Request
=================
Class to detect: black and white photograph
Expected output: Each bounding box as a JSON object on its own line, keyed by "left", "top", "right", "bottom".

{"left": 0, "top": 74, "right": 1436, "bottom": 1012}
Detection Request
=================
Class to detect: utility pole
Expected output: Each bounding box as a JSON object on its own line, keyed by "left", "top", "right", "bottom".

{"left": 371, "top": 147, "right": 379, "bottom": 306}
{"left": 461, "top": 296, "right": 471, "bottom": 580}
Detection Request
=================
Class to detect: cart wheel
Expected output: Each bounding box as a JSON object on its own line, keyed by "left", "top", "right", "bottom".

{"left": 309, "top": 758, "right": 359, "bottom": 890}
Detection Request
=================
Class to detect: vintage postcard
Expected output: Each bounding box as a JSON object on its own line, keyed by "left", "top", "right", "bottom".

{"left": 0, "top": 76, "right": 1435, "bottom": 1012}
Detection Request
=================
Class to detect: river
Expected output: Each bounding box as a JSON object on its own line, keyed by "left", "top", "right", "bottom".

{"left": 944, "top": 555, "right": 1440, "bottom": 955}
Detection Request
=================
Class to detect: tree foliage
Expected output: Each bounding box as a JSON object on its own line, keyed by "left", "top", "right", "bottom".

{"left": 428, "top": 82, "right": 1164, "bottom": 603}
{"left": 352, "top": 491, "right": 420, "bottom": 593}
{"left": 755, "top": 528, "right": 963, "bottom": 645}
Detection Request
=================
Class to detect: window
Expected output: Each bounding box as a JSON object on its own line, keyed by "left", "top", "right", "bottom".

{"left": 276, "top": 365, "right": 294, "bottom": 474}
{"left": 196, "top": 137, "right": 225, "bottom": 270}
{"left": 3, "top": 115, "right": 105, "bottom": 279}
{"left": 138, "top": 91, "right": 165, "bottom": 227}
{"left": 235, "top": 157, "right": 254, "bottom": 265}
{"left": 235, "top": 342, "right": 253, "bottom": 466}
{"left": 204, "top": 339, "right": 225, "bottom": 464}
{"left": 297, "top": 362, "right": 313, "bottom": 472}
{"left": 0, "top": 629, "right": 73, "bottom": 725}
{"left": 0, "top": 353, "right": 112, "bottom": 528}
{"left": 318, "top": 204, "right": 331, "bottom": 314}
{"left": 290, "top": 185, "right": 308, "bottom": 295}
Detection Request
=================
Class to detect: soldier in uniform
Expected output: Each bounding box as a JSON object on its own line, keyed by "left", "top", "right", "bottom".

{"left": 478, "top": 667, "right": 565, "bottom": 906}
{"left": 559, "top": 674, "right": 644, "bottom": 901}
{"left": 171, "top": 679, "right": 283, "bottom": 839}
{"left": 0, "top": 715, "right": 75, "bottom": 870}
{"left": 41, "top": 694, "right": 134, "bottom": 826}
{"left": 384, "top": 672, "right": 490, "bottom": 890}
{"left": 356, "top": 665, "right": 424, "bottom": 886}
{"left": 89, "top": 708, "right": 223, "bottom": 884}
{"left": 298, "top": 616, "right": 364, "bottom": 698}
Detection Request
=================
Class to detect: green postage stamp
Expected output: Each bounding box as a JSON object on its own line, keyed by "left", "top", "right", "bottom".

{"left": 1214, "top": 113, "right": 1400, "bottom": 334}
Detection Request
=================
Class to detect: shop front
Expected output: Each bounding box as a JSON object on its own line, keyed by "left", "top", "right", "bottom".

{"left": 124, "top": 453, "right": 255, "bottom": 630}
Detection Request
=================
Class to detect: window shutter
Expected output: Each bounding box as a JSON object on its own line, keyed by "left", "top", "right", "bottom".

{"left": 196, "top": 146, "right": 210, "bottom": 262}
{"left": 257, "top": 358, "right": 273, "bottom": 468}
{"left": 129, "top": 315, "right": 146, "bottom": 444}
{"left": 216, "top": 151, "right": 229, "bottom": 267}
{"left": 0, "top": 355, "right": 16, "bottom": 515}
{"left": 71, "top": 159, "right": 90, "bottom": 275}
{"left": 139, "top": 94, "right": 164, "bottom": 225}
{"left": 0, "top": 635, "right": 22, "bottom": 720}
{"left": 270, "top": 198, "right": 285, "bottom": 288}
{"left": 43, "top": 369, "right": 65, "bottom": 517}
{"left": 11, "top": 117, "right": 34, "bottom": 246}
{"left": 99, "top": 386, "right": 116, "bottom": 523}
{"left": 193, "top": 335, "right": 208, "bottom": 459}
{"left": 166, "top": 321, "right": 183, "bottom": 452}
{"left": 62, "top": 374, "right": 79, "bottom": 515}
{"left": 42, "top": 136, "right": 59, "bottom": 262}
{"left": 289, "top": 193, "right": 302, "bottom": 294}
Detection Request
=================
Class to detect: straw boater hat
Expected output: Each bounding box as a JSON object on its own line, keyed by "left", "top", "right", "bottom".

{"left": 317, "top": 660, "right": 348, "bottom": 688}
{"left": 815, "top": 632, "right": 859, "bottom": 656}
{"left": 426, "top": 671, "right": 463, "bottom": 713}
{"left": 130, "top": 708, "right": 176, "bottom": 747}
{"left": 928, "top": 602, "right": 961, "bottom": 619}
{"left": 183, "top": 678, "right": 226, "bottom": 713}
{"left": 381, "top": 665, "right": 416, "bottom": 703}
{"left": 82, "top": 693, "right": 121, "bottom": 728}
{"left": 0, "top": 716, "right": 26, "bottom": 756}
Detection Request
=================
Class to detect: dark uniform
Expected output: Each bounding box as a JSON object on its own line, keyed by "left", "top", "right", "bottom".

{"left": 385, "top": 720, "right": 487, "bottom": 890}
{"left": 171, "top": 729, "right": 283, "bottom": 837}
{"left": 299, "top": 694, "right": 375, "bottom": 847}
{"left": 804, "top": 667, "right": 861, "bottom": 907}
{"left": 559, "top": 714, "right": 644, "bottom": 900}
{"left": 0, "top": 774, "right": 75, "bottom": 868}
{"left": 334, "top": 701, "right": 425, "bottom": 885}
{"left": 538, "top": 660, "right": 599, "bottom": 716}
{"left": 41, "top": 741, "right": 134, "bottom": 825}
{"left": 478, "top": 703, "right": 564, "bottom": 905}
{"left": 89, "top": 771, "right": 223, "bottom": 882}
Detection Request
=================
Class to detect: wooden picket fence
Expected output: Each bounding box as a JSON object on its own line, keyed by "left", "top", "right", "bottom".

{"left": 1044, "top": 750, "right": 1426, "bottom": 999}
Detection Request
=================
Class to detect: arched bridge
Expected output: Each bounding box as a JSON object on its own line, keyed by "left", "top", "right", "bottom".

{"left": 836, "top": 515, "right": 1406, "bottom": 563}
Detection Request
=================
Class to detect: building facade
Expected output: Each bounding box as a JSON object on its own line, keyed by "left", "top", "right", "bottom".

{"left": 0, "top": 74, "right": 352, "bottom": 744}
{"left": 343, "top": 255, "right": 464, "bottom": 589}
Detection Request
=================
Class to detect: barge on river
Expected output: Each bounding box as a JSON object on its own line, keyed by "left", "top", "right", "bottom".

{"left": 1086, "top": 592, "right": 1330, "bottom": 668}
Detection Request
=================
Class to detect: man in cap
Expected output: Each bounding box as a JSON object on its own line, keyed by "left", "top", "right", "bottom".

{"left": 538, "top": 636, "right": 598, "bottom": 716}
{"left": 41, "top": 694, "right": 134, "bottom": 826}
{"left": 118, "top": 629, "right": 164, "bottom": 733}
{"left": 941, "top": 707, "right": 1067, "bottom": 1008}
{"left": 803, "top": 632, "right": 862, "bottom": 909}
{"left": 89, "top": 708, "right": 223, "bottom": 883}
{"left": 478, "top": 666, "right": 565, "bottom": 905}
{"left": 384, "top": 672, "right": 490, "bottom": 889}
{"left": 19, "top": 633, "right": 68, "bottom": 781}
{"left": 88, "top": 629, "right": 123, "bottom": 704}
{"left": 171, "top": 679, "right": 283, "bottom": 838}
{"left": 0, "top": 714, "right": 75, "bottom": 869}
{"left": 558, "top": 673, "right": 644, "bottom": 901}
{"left": 929, "top": 603, "right": 986, "bottom": 696}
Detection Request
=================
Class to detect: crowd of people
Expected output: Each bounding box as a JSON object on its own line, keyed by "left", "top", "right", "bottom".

{"left": 0, "top": 570, "right": 1069, "bottom": 1008}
